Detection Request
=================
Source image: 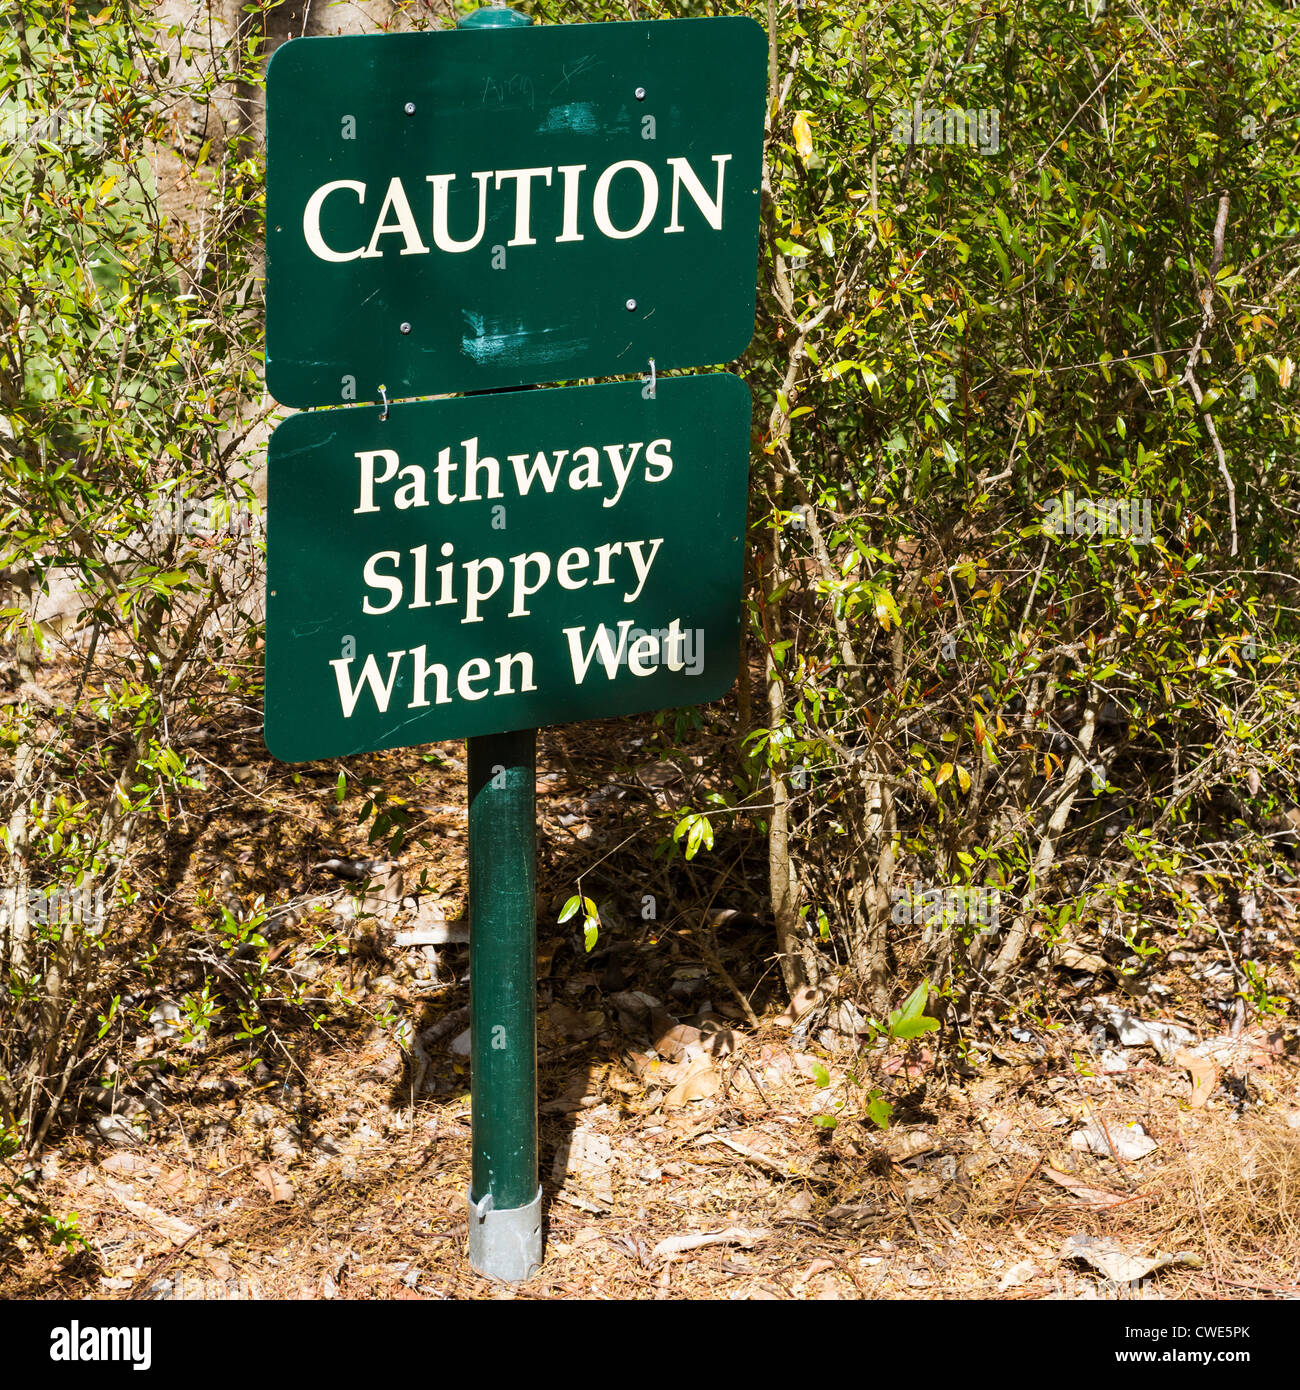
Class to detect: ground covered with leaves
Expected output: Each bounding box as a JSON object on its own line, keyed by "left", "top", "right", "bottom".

{"left": 3, "top": 702, "right": 1298, "bottom": 1302}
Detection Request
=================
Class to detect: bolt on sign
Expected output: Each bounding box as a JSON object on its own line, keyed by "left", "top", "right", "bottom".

{"left": 264, "top": 374, "right": 751, "bottom": 763}
{"left": 264, "top": 17, "right": 766, "bottom": 406}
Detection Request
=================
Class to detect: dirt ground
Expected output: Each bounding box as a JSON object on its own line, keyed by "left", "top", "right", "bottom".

{"left": 4, "top": 662, "right": 1300, "bottom": 1301}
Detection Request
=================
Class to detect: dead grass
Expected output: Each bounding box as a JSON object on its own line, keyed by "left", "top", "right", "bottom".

{"left": 4, "top": 1005, "right": 1297, "bottom": 1301}
{"left": 1154, "top": 1118, "right": 1300, "bottom": 1280}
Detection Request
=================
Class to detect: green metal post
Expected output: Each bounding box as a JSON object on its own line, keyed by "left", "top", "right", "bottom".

{"left": 459, "top": 3, "right": 534, "bottom": 30}
{"left": 466, "top": 728, "right": 540, "bottom": 1279}
{"left": 460, "top": 8, "right": 540, "bottom": 1284}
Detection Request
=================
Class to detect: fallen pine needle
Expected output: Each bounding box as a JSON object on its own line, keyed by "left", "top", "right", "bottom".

{"left": 652, "top": 1227, "right": 769, "bottom": 1261}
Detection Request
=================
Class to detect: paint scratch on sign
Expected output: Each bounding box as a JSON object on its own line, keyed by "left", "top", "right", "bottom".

{"left": 460, "top": 311, "right": 589, "bottom": 366}
{"left": 536, "top": 102, "right": 600, "bottom": 135}
{"left": 277, "top": 430, "right": 336, "bottom": 460}
{"left": 288, "top": 618, "right": 337, "bottom": 638}
{"left": 381, "top": 707, "right": 444, "bottom": 742}
{"left": 549, "top": 54, "right": 599, "bottom": 94}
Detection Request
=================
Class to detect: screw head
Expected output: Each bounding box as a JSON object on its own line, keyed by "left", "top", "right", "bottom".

{"left": 400, "top": 322, "right": 412, "bottom": 334}
{"left": 404, "top": 102, "right": 416, "bottom": 115}
{"left": 635, "top": 87, "right": 646, "bottom": 101}
{"left": 625, "top": 298, "right": 637, "bottom": 312}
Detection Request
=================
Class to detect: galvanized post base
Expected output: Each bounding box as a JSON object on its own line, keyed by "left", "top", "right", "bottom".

{"left": 467, "top": 1186, "right": 543, "bottom": 1282}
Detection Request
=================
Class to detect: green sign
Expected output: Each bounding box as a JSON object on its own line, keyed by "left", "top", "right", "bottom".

{"left": 264, "top": 373, "right": 751, "bottom": 762}
{"left": 264, "top": 17, "right": 766, "bottom": 408}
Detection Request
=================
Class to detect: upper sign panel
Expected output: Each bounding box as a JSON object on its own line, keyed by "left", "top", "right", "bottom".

{"left": 265, "top": 17, "right": 767, "bottom": 407}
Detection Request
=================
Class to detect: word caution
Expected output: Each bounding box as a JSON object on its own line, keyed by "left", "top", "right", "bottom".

{"left": 303, "top": 157, "right": 732, "bottom": 261}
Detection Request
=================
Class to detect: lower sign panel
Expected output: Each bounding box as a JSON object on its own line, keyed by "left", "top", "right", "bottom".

{"left": 264, "top": 374, "right": 751, "bottom": 762}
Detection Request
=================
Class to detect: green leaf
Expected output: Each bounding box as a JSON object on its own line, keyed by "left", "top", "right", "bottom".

{"left": 888, "top": 981, "right": 941, "bottom": 1039}
{"left": 674, "top": 812, "right": 714, "bottom": 861}
{"left": 990, "top": 239, "right": 1012, "bottom": 285}
{"left": 866, "top": 1090, "right": 894, "bottom": 1130}
{"left": 890, "top": 1012, "right": 941, "bottom": 1040}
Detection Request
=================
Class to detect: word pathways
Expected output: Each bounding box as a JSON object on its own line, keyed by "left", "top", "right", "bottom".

{"left": 264, "top": 374, "right": 750, "bottom": 761}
